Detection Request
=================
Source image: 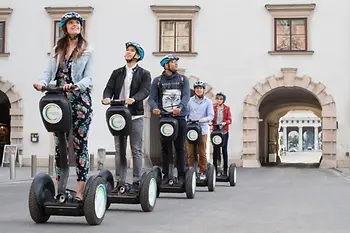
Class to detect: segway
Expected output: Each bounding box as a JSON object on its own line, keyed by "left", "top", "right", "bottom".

{"left": 211, "top": 123, "right": 237, "bottom": 186}
{"left": 99, "top": 99, "right": 158, "bottom": 212}
{"left": 186, "top": 120, "right": 216, "bottom": 192}
{"left": 28, "top": 85, "right": 107, "bottom": 225}
{"left": 152, "top": 112, "right": 196, "bottom": 199}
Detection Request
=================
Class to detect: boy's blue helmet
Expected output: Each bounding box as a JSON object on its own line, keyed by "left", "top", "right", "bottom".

{"left": 160, "top": 54, "right": 179, "bottom": 67}
{"left": 125, "top": 41, "right": 145, "bottom": 61}
{"left": 60, "top": 12, "right": 84, "bottom": 28}
{"left": 216, "top": 92, "right": 226, "bottom": 102}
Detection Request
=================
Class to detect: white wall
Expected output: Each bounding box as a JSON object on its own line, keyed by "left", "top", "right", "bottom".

{"left": 0, "top": 0, "right": 350, "bottom": 162}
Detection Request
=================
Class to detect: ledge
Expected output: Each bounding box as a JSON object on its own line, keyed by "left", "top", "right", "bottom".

{"left": 153, "top": 52, "right": 198, "bottom": 57}
{"left": 268, "top": 51, "right": 314, "bottom": 55}
{"left": 0, "top": 53, "right": 10, "bottom": 57}
{"left": 150, "top": 5, "right": 200, "bottom": 14}
{"left": 0, "top": 8, "right": 13, "bottom": 15}
{"left": 265, "top": 4, "right": 316, "bottom": 12}
{"left": 265, "top": 3, "right": 315, "bottom": 17}
{"left": 44, "top": 6, "right": 94, "bottom": 14}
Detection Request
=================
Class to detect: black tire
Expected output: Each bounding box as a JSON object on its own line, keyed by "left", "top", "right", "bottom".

{"left": 28, "top": 173, "right": 55, "bottom": 224}
{"left": 151, "top": 166, "right": 162, "bottom": 198}
{"left": 83, "top": 176, "right": 107, "bottom": 225}
{"left": 139, "top": 171, "right": 158, "bottom": 212}
{"left": 185, "top": 167, "right": 196, "bottom": 199}
{"left": 207, "top": 163, "right": 216, "bottom": 192}
{"left": 229, "top": 164, "right": 237, "bottom": 186}
{"left": 98, "top": 168, "right": 114, "bottom": 210}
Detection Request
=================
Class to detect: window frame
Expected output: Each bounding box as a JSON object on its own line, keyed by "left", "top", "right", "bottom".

{"left": 150, "top": 5, "right": 200, "bottom": 57}
{"left": 0, "top": 21, "right": 5, "bottom": 53}
{"left": 44, "top": 6, "right": 93, "bottom": 54}
{"left": 265, "top": 4, "right": 315, "bottom": 55}
{"left": 274, "top": 18, "right": 308, "bottom": 52}
{"left": 159, "top": 19, "right": 192, "bottom": 53}
{"left": 0, "top": 8, "right": 13, "bottom": 57}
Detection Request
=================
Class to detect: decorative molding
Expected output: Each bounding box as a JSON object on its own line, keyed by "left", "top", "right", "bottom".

{"left": 150, "top": 5, "right": 200, "bottom": 14}
{"left": 265, "top": 3, "right": 316, "bottom": 17}
{"left": 45, "top": 6, "right": 94, "bottom": 16}
{"left": 0, "top": 53, "right": 10, "bottom": 57}
{"left": 0, "top": 8, "right": 13, "bottom": 15}
{"left": 152, "top": 52, "right": 198, "bottom": 57}
{"left": 268, "top": 51, "right": 314, "bottom": 56}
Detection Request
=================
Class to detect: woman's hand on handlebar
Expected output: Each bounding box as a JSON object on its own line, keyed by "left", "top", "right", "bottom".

{"left": 208, "top": 122, "right": 213, "bottom": 126}
{"left": 33, "top": 83, "right": 44, "bottom": 91}
{"left": 63, "top": 83, "right": 78, "bottom": 91}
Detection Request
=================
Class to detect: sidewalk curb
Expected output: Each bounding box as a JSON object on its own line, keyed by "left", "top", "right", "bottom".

{"left": 0, "top": 171, "right": 101, "bottom": 184}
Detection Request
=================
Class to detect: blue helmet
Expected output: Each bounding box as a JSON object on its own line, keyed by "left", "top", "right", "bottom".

{"left": 125, "top": 41, "right": 145, "bottom": 61}
{"left": 193, "top": 80, "right": 206, "bottom": 89}
{"left": 60, "top": 12, "right": 84, "bottom": 28}
{"left": 160, "top": 54, "right": 179, "bottom": 67}
{"left": 216, "top": 92, "right": 226, "bottom": 102}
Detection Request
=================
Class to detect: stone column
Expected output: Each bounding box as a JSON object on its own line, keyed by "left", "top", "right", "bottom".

{"left": 283, "top": 126, "right": 287, "bottom": 151}
{"left": 314, "top": 126, "right": 319, "bottom": 151}
{"left": 298, "top": 126, "right": 303, "bottom": 151}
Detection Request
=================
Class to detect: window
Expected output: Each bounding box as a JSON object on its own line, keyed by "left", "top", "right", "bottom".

{"left": 0, "top": 21, "right": 4, "bottom": 53}
{"left": 160, "top": 20, "right": 191, "bottom": 52}
{"left": 275, "top": 18, "right": 306, "bottom": 51}
{"left": 45, "top": 6, "right": 93, "bottom": 53}
{"left": 265, "top": 4, "right": 315, "bottom": 55}
{"left": 0, "top": 8, "right": 12, "bottom": 57}
{"left": 150, "top": 5, "right": 200, "bottom": 57}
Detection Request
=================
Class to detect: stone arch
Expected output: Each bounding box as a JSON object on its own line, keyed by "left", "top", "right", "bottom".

{"left": 0, "top": 76, "right": 23, "bottom": 163}
{"left": 242, "top": 68, "right": 336, "bottom": 168}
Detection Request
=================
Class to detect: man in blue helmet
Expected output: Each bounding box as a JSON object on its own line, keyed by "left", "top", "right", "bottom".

{"left": 148, "top": 54, "right": 190, "bottom": 186}
{"left": 102, "top": 42, "right": 151, "bottom": 193}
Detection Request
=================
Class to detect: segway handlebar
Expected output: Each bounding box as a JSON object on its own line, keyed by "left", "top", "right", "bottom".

{"left": 101, "top": 99, "right": 126, "bottom": 106}
{"left": 40, "top": 85, "right": 77, "bottom": 93}
{"left": 187, "top": 119, "right": 199, "bottom": 123}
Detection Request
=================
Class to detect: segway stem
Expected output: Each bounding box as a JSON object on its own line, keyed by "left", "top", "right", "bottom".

{"left": 57, "top": 132, "right": 69, "bottom": 195}
{"left": 168, "top": 142, "right": 174, "bottom": 180}
{"left": 119, "top": 136, "right": 127, "bottom": 168}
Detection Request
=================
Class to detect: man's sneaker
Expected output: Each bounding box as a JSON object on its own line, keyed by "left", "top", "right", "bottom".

{"left": 161, "top": 174, "right": 169, "bottom": 185}
{"left": 178, "top": 175, "right": 185, "bottom": 186}
{"left": 129, "top": 181, "right": 140, "bottom": 194}
{"left": 199, "top": 173, "right": 206, "bottom": 180}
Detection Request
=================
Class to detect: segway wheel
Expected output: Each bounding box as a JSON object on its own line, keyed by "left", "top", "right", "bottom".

{"left": 139, "top": 171, "right": 158, "bottom": 212}
{"left": 207, "top": 163, "right": 216, "bottom": 192}
{"left": 185, "top": 167, "right": 196, "bottom": 199}
{"left": 151, "top": 166, "right": 162, "bottom": 198}
{"left": 229, "top": 163, "right": 237, "bottom": 186}
{"left": 28, "top": 173, "right": 55, "bottom": 223}
{"left": 98, "top": 168, "right": 114, "bottom": 210}
{"left": 84, "top": 176, "right": 107, "bottom": 225}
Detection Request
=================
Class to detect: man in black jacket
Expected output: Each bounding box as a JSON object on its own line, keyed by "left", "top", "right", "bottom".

{"left": 102, "top": 42, "right": 151, "bottom": 192}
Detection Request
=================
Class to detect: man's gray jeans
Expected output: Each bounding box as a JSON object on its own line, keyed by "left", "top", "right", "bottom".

{"left": 114, "top": 117, "right": 143, "bottom": 183}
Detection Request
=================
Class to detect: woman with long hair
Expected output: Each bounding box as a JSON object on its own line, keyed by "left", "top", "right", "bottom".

{"left": 33, "top": 12, "right": 94, "bottom": 202}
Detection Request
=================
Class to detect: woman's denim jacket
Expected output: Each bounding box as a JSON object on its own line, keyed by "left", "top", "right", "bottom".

{"left": 39, "top": 44, "right": 94, "bottom": 94}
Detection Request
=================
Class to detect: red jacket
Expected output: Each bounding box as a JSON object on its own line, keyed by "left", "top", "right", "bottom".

{"left": 211, "top": 104, "right": 232, "bottom": 133}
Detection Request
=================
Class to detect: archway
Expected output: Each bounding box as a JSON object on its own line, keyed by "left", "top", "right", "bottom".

{"left": 147, "top": 69, "right": 216, "bottom": 165}
{"left": 0, "top": 77, "right": 23, "bottom": 166}
{"left": 242, "top": 68, "right": 336, "bottom": 168}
